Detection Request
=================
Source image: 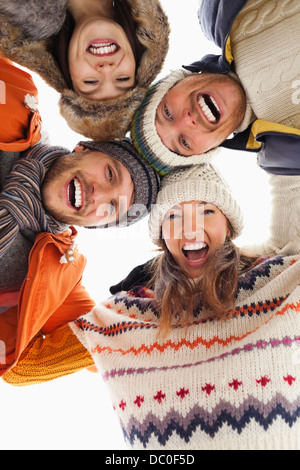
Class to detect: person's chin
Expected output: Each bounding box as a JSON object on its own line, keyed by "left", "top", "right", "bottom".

{"left": 46, "top": 206, "right": 76, "bottom": 226}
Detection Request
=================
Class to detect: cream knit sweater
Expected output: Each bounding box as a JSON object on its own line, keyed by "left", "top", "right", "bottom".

{"left": 246, "top": 173, "right": 300, "bottom": 257}
{"left": 3, "top": 172, "right": 300, "bottom": 450}
{"left": 70, "top": 173, "right": 300, "bottom": 450}
{"left": 231, "top": 0, "right": 300, "bottom": 130}
{"left": 71, "top": 254, "right": 300, "bottom": 450}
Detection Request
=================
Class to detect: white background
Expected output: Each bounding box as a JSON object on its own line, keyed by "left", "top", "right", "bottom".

{"left": 0, "top": 0, "right": 271, "bottom": 450}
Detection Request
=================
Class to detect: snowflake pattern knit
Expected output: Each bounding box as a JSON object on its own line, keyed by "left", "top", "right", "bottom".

{"left": 71, "top": 255, "right": 300, "bottom": 450}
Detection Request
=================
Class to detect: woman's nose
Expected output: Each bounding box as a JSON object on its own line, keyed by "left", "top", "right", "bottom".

{"left": 183, "top": 208, "right": 204, "bottom": 240}
{"left": 96, "top": 61, "right": 115, "bottom": 73}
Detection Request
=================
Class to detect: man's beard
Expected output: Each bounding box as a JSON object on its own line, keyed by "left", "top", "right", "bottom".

{"left": 41, "top": 154, "right": 83, "bottom": 226}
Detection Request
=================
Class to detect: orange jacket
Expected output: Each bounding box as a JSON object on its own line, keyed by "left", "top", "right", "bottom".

{"left": 0, "top": 228, "right": 96, "bottom": 377}
{"left": 0, "top": 56, "right": 42, "bottom": 152}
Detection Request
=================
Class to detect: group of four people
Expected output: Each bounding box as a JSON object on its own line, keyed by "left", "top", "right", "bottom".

{"left": 0, "top": 0, "right": 299, "bottom": 450}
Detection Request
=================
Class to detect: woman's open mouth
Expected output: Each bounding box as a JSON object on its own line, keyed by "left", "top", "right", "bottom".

{"left": 197, "top": 93, "right": 221, "bottom": 125}
{"left": 67, "top": 177, "right": 83, "bottom": 211}
{"left": 182, "top": 241, "right": 209, "bottom": 266}
{"left": 87, "top": 40, "right": 120, "bottom": 56}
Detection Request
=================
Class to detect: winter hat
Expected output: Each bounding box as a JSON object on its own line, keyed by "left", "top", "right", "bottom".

{"left": 78, "top": 139, "right": 160, "bottom": 227}
{"left": 149, "top": 164, "right": 243, "bottom": 244}
{"left": 228, "top": 72, "right": 256, "bottom": 133}
{"left": 131, "top": 69, "right": 220, "bottom": 175}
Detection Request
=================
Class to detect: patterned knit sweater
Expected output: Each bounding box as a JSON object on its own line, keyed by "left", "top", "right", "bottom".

{"left": 3, "top": 174, "right": 300, "bottom": 449}
{"left": 69, "top": 254, "right": 300, "bottom": 450}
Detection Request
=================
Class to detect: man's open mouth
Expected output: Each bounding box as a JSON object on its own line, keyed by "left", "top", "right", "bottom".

{"left": 198, "top": 94, "right": 221, "bottom": 124}
{"left": 182, "top": 242, "right": 209, "bottom": 263}
{"left": 87, "top": 42, "right": 120, "bottom": 56}
{"left": 67, "top": 177, "right": 83, "bottom": 210}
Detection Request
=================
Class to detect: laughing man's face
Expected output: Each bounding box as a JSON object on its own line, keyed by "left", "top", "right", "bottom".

{"left": 155, "top": 73, "right": 246, "bottom": 156}
{"left": 41, "top": 147, "right": 134, "bottom": 227}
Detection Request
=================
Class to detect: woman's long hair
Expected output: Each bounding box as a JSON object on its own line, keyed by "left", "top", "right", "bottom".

{"left": 149, "top": 232, "right": 258, "bottom": 335}
{"left": 53, "top": 0, "right": 145, "bottom": 90}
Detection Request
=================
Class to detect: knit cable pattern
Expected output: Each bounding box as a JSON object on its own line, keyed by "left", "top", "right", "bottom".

{"left": 2, "top": 324, "right": 94, "bottom": 386}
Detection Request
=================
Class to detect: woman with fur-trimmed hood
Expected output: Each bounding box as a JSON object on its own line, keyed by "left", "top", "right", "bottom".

{"left": 0, "top": 0, "right": 170, "bottom": 141}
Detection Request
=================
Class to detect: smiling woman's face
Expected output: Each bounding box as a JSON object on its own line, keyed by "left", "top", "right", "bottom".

{"left": 68, "top": 17, "right": 136, "bottom": 100}
{"left": 162, "top": 200, "right": 230, "bottom": 278}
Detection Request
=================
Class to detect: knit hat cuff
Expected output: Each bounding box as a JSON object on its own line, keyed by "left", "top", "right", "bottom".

{"left": 228, "top": 72, "right": 256, "bottom": 133}
{"left": 78, "top": 139, "right": 160, "bottom": 227}
{"left": 149, "top": 165, "right": 243, "bottom": 244}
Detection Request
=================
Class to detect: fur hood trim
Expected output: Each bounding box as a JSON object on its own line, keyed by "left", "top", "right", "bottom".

{"left": 0, "top": 0, "right": 170, "bottom": 141}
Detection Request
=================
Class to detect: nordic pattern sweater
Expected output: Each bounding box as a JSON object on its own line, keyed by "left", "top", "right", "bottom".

{"left": 68, "top": 253, "right": 300, "bottom": 450}
{"left": 5, "top": 253, "right": 300, "bottom": 450}
{"left": 3, "top": 173, "right": 300, "bottom": 450}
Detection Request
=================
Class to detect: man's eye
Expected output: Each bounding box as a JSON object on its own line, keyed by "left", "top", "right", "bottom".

{"left": 117, "top": 77, "right": 130, "bottom": 82}
{"left": 164, "top": 105, "right": 172, "bottom": 119}
{"left": 181, "top": 137, "right": 190, "bottom": 149}
{"left": 108, "top": 167, "right": 113, "bottom": 182}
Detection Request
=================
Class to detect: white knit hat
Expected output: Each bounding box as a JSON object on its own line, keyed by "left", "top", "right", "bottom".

{"left": 228, "top": 72, "right": 256, "bottom": 133}
{"left": 149, "top": 164, "right": 243, "bottom": 244}
{"left": 131, "top": 69, "right": 220, "bottom": 175}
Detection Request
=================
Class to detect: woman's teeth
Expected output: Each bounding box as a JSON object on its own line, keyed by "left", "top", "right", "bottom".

{"left": 198, "top": 94, "right": 221, "bottom": 124}
{"left": 89, "top": 43, "right": 118, "bottom": 55}
{"left": 182, "top": 242, "right": 208, "bottom": 262}
{"left": 183, "top": 242, "right": 208, "bottom": 252}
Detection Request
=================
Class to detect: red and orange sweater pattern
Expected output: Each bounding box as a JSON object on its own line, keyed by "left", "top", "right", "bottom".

{"left": 71, "top": 254, "right": 300, "bottom": 450}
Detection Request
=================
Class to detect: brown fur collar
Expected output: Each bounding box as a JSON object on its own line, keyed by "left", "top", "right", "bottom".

{"left": 0, "top": 0, "right": 170, "bottom": 140}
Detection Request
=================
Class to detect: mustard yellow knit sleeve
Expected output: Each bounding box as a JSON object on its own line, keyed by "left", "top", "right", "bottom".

{"left": 2, "top": 325, "right": 94, "bottom": 386}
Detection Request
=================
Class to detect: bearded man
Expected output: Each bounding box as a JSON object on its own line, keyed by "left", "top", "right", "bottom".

{"left": 0, "top": 58, "right": 159, "bottom": 375}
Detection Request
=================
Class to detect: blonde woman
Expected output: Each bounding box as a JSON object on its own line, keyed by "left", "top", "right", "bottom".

{"left": 4, "top": 165, "right": 300, "bottom": 450}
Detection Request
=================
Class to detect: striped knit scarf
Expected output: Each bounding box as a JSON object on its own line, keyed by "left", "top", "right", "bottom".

{"left": 0, "top": 143, "right": 69, "bottom": 259}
